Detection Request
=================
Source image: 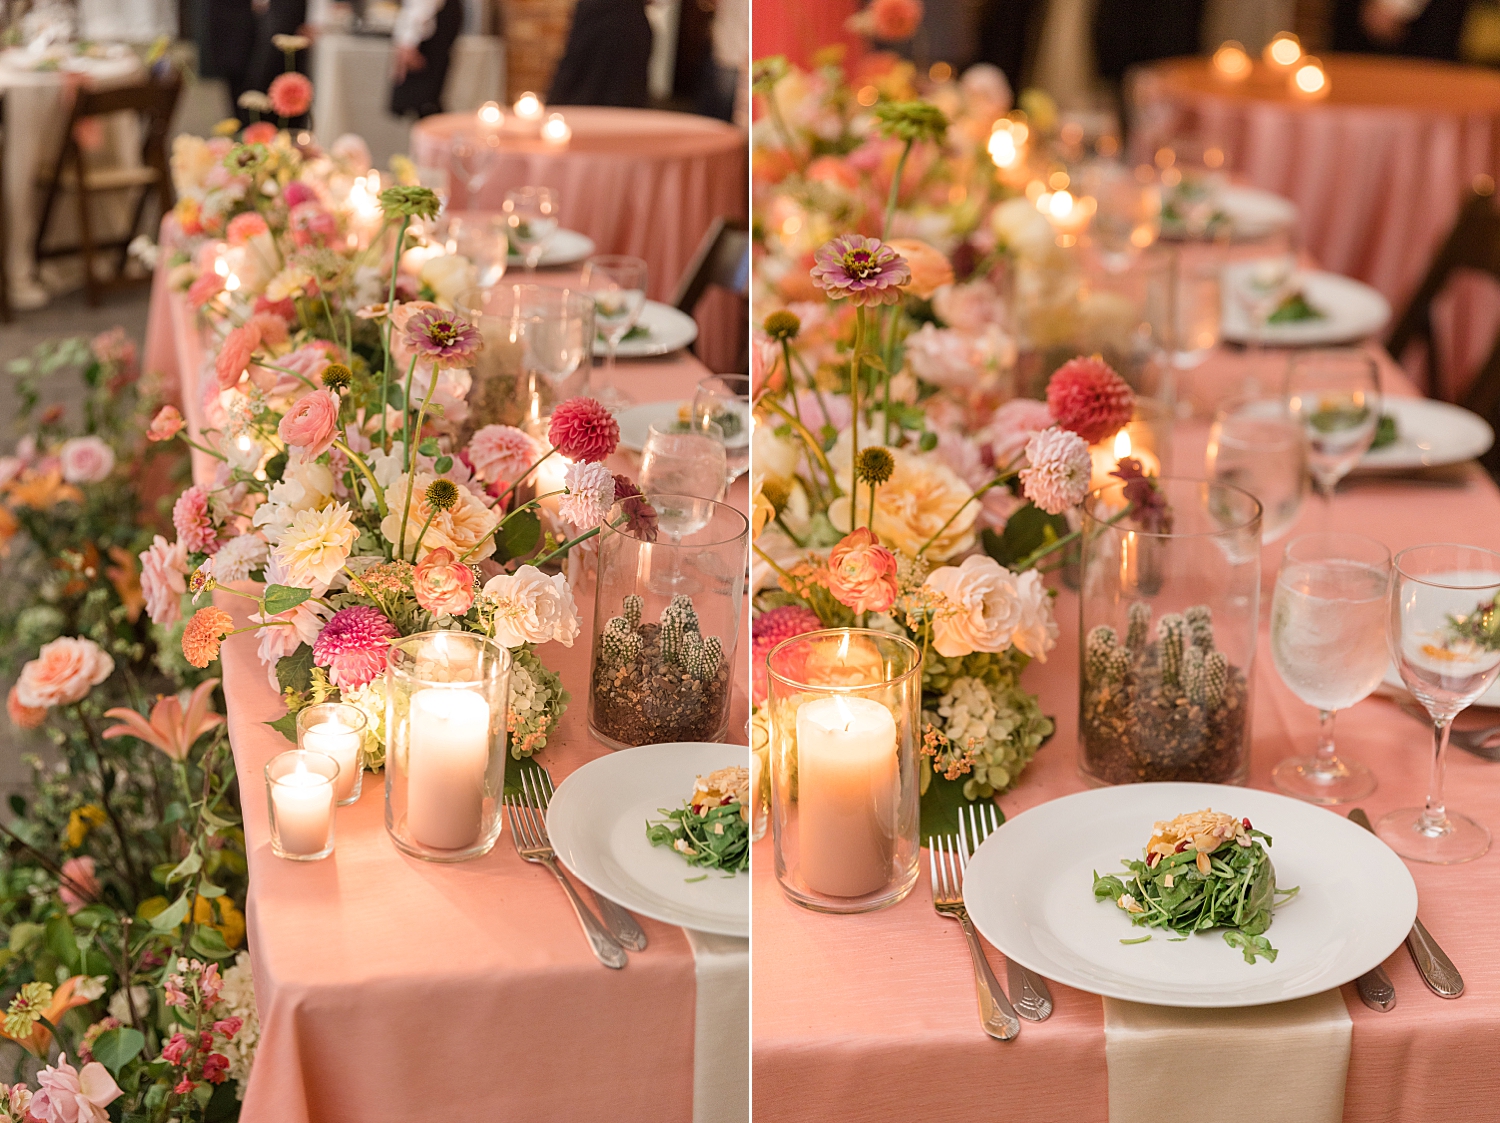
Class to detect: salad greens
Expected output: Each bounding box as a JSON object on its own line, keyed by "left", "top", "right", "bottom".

{"left": 1092, "top": 810, "right": 1299, "bottom": 964}
{"left": 647, "top": 767, "right": 751, "bottom": 875}
{"left": 1372, "top": 413, "right": 1399, "bottom": 450}
{"left": 1268, "top": 291, "right": 1325, "bottom": 324}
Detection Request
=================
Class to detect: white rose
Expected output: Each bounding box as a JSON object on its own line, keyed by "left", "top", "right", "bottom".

{"left": 924, "top": 556, "right": 1025, "bottom": 658}
{"left": 1009, "top": 569, "right": 1058, "bottom": 660}
{"left": 59, "top": 436, "right": 115, "bottom": 484}
{"left": 482, "top": 565, "right": 580, "bottom": 649}
{"left": 420, "top": 254, "right": 477, "bottom": 307}
{"left": 905, "top": 323, "right": 973, "bottom": 389}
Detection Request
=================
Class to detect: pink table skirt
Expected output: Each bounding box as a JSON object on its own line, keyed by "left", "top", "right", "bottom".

{"left": 409, "top": 108, "right": 748, "bottom": 375}
{"left": 1131, "top": 55, "right": 1500, "bottom": 403}
{"left": 145, "top": 267, "right": 748, "bottom": 1121}
{"left": 752, "top": 344, "right": 1500, "bottom": 1122}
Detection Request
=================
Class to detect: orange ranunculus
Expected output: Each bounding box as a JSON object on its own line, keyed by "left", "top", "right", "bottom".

{"left": 887, "top": 238, "right": 955, "bottom": 300}
{"left": 102, "top": 678, "right": 223, "bottom": 763}
{"left": 0, "top": 505, "right": 17, "bottom": 557}
{"left": 825, "top": 527, "right": 899, "bottom": 614}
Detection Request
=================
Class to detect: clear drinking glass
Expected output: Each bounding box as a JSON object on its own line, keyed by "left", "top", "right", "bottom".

{"left": 1205, "top": 395, "right": 1307, "bottom": 543}
{"left": 265, "top": 751, "right": 339, "bottom": 861}
{"left": 640, "top": 419, "right": 728, "bottom": 511}
{"left": 451, "top": 133, "right": 500, "bottom": 201}
{"left": 1081, "top": 160, "right": 1162, "bottom": 272}
{"left": 455, "top": 283, "right": 595, "bottom": 417}
{"left": 1286, "top": 350, "right": 1381, "bottom": 500}
{"left": 1269, "top": 533, "right": 1391, "bottom": 804}
{"left": 440, "top": 212, "right": 509, "bottom": 287}
{"left": 580, "top": 254, "right": 649, "bottom": 410}
{"left": 1380, "top": 544, "right": 1500, "bottom": 863}
{"left": 502, "top": 187, "right": 560, "bottom": 271}
{"left": 692, "top": 374, "right": 751, "bottom": 485}
{"left": 1234, "top": 253, "right": 1298, "bottom": 349}
{"left": 1171, "top": 258, "right": 1221, "bottom": 369}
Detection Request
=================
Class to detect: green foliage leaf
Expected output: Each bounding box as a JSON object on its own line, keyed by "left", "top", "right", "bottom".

{"left": 503, "top": 755, "right": 541, "bottom": 797}
{"left": 919, "top": 776, "right": 1005, "bottom": 846}
{"left": 165, "top": 848, "right": 202, "bottom": 884}
{"left": 189, "top": 925, "right": 234, "bottom": 960}
{"left": 418, "top": 437, "right": 441, "bottom": 456}
{"left": 266, "top": 712, "right": 299, "bottom": 743}
{"left": 434, "top": 455, "right": 453, "bottom": 473}
{"left": 275, "top": 643, "right": 316, "bottom": 695}
{"left": 149, "top": 891, "right": 192, "bottom": 933}
{"left": 918, "top": 430, "right": 938, "bottom": 451}
{"left": 45, "top": 916, "right": 79, "bottom": 973}
{"left": 150, "top": 862, "right": 177, "bottom": 886}
{"left": 196, "top": 881, "right": 225, "bottom": 898}
{"left": 982, "top": 504, "right": 1069, "bottom": 569}
{"left": 262, "top": 584, "right": 312, "bottom": 615}
{"left": 386, "top": 381, "right": 406, "bottom": 409}
{"left": 91, "top": 1027, "right": 145, "bottom": 1075}
{"left": 9, "top": 922, "right": 43, "bottom": 954}
{"left": 494, "top": 509, "right": 541, "bottom": 563}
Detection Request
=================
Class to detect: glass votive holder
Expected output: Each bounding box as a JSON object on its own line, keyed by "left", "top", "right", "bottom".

{"left": 385, "top": 630, "right": 512, "bottom": 862}
{"left": 766, "top": 629, "right": 922, "bottom": 914}
{"left": 265, "top": 750, "right": 339, "bottom": 862}
{"left": 297, "top": 703, "right": 368, "bottom": 806}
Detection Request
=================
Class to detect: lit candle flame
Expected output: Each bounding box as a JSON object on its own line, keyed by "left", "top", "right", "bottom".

{"left": 1213, "top": 41, "right": 1252, "bottom": 80}
{"left": 1114, "top": 429, "right": 1132, "bottom": 459}
{"left": 988, "top": 125, "right": 1018, "bottom": 169}
{"left": 541, "top": 113, "right": 571, "bottom": 145}
{"left": 1265, "top": 32, "right": 1301, "bottom": 67}
{"left": 514, "top": 91, "right": 543, "bottom": 120}
{"left": 1293, "top": 59, "right": 1327, "bottom": 95}
{"left": 478, "top": 100, "right": 503, "bottom": 127}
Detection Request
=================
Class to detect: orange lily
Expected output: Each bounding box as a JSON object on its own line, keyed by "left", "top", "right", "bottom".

{"left": 7, "top": 469, "right": 84, "bottom": 510}
{"left": 1, "top": 976, "right": 98, "bottom": 1056}
{"left": 105, "top": 545, "right": 145, "bottom": 623}
{"left": 102, "top": 678, "right": 224, "bottom": 762}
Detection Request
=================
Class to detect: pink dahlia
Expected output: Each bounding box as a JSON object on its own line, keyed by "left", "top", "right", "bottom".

{"left": 312, "top": 605, "right": 398, "bottom": 691}
{"left": 557, "top": 461, "right": 615, "bottom": 529}
{"left": 173, "top": 486, "right": 219, "bottom": 555}
{"left": 1019, "top": 427, "right": 1092, "bottom": 515}
{"left": 1045, "top": 356, "right": 1134, "bottom": 445}
{"left": 467, "top": 424, "right": 541, "bottom": 486}
{"left": 810, "top": 234, "right": 911, "bottom": 306}
{"left": 226, "top": 212, "right": 268, "bottom": 246}
{"left": 548, "top": 398, "right": 618, "bottom": 463}
{"left": 982, "top": 398, "right": 1055, "bottom": 467}
{"left": 751, "top": 606, "right": 824, "bottom": 704}
{"left": 268, "top": 71, "right": 313, "bottom": 118}
{"left": 140, "top": 534, "right": 190, "bottom": 625}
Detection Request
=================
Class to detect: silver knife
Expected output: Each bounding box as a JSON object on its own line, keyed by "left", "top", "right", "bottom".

{"left": 1349, "top": 808, "right": 1464, "bottom": 999}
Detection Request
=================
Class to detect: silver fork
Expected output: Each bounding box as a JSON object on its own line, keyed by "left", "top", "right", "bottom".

{"left": 959, "top": 802, "right": 1055, "bottom": 1021}
{"left": 930, "top": 833, "right": 1020, "bottom": 1041}
{"left": 531, "top": 769, "right": 648, "bottom": 951}
{"left": 505, "top": 779, "right": 628, "bottom": 969}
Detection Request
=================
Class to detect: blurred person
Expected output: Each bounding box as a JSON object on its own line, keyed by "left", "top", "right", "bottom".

{"left": 196, "top": 0, "right": 258, "bottom": 106}
{"left": 390, "top": 0, "right": 466, "bottom": 116}
{"left": 1332, "top": 0, "right": 1471, "bottom": 60}
{"left": 548, "top": 0, "right": 652, "bottom": 107}
{"left": 703, "top": 0, "right": 749, "bottom": 123}
{"left": 1093, "top": 0, "right": 1207, "bottom": 83}
{"left": 975, "top": 0, "right": 1041, "bottom": 95}
{"left": 247, "top": 0, "right": 310, "bottom": 97}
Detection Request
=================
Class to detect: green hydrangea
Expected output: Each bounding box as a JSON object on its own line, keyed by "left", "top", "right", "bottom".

{"left": 14, "top": 605, "right": 65, "bottom": 650}
{"left": 508, "top": 647, "right": 570, "bottom": 759}
{"left": 921, "top": 650, "right": 1053, "bottom": 800}
{"left": 341, "top": 678, "right": 387, "bottom": 771}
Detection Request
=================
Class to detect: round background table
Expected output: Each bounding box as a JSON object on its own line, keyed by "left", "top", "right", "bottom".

{"left": 1131, "top": 54, "right": 1500, "bottom": 401}
{"left": 410, "top": 107, "right": 748, "bottom": 374}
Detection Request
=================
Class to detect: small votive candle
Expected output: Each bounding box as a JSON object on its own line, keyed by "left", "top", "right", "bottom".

{"left": 266, "top": 751, "right": 338, "bottom": 861}
{"left": 1212, "top": 41, "right": 1252, "bottom": 81}
{"left": 478, "top": 100, "right": 503, "bottom": 128}
{"left": 541, "top": 112, "right": 571, "bottom": 146}
{"left": 1264, "top": 31, "right": 1302, "bottom": 70}
{"left": 514, "top": 91, "right": 544, "bottom": 121}
{"left": 1291, "top": 56, "right": 1329, "bottom": 99}
{"left": 298, "top": 703, "right": 367, "bottom": 805}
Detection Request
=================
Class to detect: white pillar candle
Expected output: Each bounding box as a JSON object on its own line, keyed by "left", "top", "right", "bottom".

{"left": 304, "top": 720, "right": 363, "bottom": 803}
{"left": 796, "top": 695, "right": 898, "bottom": 897}
{"left": 272, "top": 761, "right": 335, "bottom": 856}
{"left": 407, "top": 688, "right": 491, "bottom": 850}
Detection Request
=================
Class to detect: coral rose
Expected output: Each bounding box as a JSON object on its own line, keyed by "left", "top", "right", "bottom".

{"left": 413, "top": 547, "right": 476, "bottom": 617}
{"left": 16, "top": 637, "right": 115, "bottom": 709}
{"left": 147, "top": 405, "right": 185, "bottom": 442}
{"left": 826, "top": 528, "right": 899, "bottom": 614}
{"left": 58, "top": 856, "right": 99, "bottom": 914}
{"left": 278, "top": 389, "right": 341, "bottom": 459}
{"left": 886, "top": 238, "right": 954, "bottom": 299}
{"left": 7, "top": 685, "right": 47, "bottom": 729}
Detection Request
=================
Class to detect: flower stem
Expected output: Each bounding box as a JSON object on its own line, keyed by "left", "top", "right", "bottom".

{"left": 849, "top": 306, "right": 865, "bottom": 516}
{"left": 380, "top": 215, "right": 411, "bottom": 451}
{"left": 494, "top": 446, "right": 558, "bottom": 508}
{"left": 882, "top": 139, "right": 914, "bottom": 242}
{"left": 914, "top": 470, "right": 1018, "bottom": 558}
{"left": 753, "top": 542, "right": 796, "bottom": 586}
{"left": 533, "top": 525, "right": 602, "bottom": 568}
{"left": 399, "top": 353, "right": 420, "bottom": 470}
{"left": 868, "top": 481, "right": 878, "bottom": 530}
{"left": 1012, "top": 503, "right": 1135, "bottom": 572}
{"left": 333, "top": 439, "right": 387, "bottom": 517}
{"left": 398, "top": 364, "right": 443, "bottom": 557}
{"left": 759, "top": 396, "right": 834, "bottom": 502}
{"left": 409, "top": 505, "right": 439, "bottom": 562}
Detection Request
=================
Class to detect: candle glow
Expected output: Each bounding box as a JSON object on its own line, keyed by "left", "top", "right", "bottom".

{"left": 514, "top": 91, "right": 543, "bottom": 121}
{"left": 541, "top": 112, "right": 572, "bottom": 145}
{"left": 478, "top": 100, "right": 503, "bottom": 127}
{"left": 1265, "top": 32, "right": 1302, "bottom": 68}
{"left": 1293, "top": 58, "right": 1328, "bottom": 97}
{"left": 1213, "top": 41, "right": 1252, "bottom": 80}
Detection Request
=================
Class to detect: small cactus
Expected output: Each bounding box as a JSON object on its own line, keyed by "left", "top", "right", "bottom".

{"left": 1158, "top": 614, "right": 1185, "bottom": 688}
{"left": 1203, "top": 651, "right": 1228, "bottom": 708}
{"left": 1105, "top": 645, "right": 1130, "bottom": 685}
{"left": 660, "top": 612, "right": 684, "bottom": 666}
{"left": 600, "top": 616, "right": 641, "bottom": 665}
{"left": 665, "top": 594, "right": 700, "bottom": 636}
{"left": 623, "top": 594, "right": 643, "bottom": 630}
{"left": 1126, "top": 602, "right": 1151, "bottom": 654}
{"left": 1086, "top": 626, "right": 1122, "bottom": 683}
{"left": 701, "top": 635, "right": 723, "bottom": 679}
{"left": 1182, "top": 646, "right": 1207, "bottom": 703}
{"left": 1185, "top": 605, "right": 1214, "bottom": 651}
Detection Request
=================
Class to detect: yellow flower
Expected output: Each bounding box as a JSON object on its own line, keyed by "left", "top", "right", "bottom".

{"left": 193, "top": 894, "right": 246, "bottom": 949}
{"left": 752, "top": 490, "right": 775, "bottom": 540}
{"left": 829, "top": 448, "right": 978, "bottom": 562}
{"left": 274, "top": 503, "right": 358, "bottom": 588}
{"left": 64, "top": 804, "right": 108, "bottom": 850}
{"left": 380, "top": 473, "right": 499, "bottom": 562}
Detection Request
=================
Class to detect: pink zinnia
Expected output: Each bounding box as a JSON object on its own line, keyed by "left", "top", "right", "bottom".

{"left": 215, "top": 322, "right": 260, "bottom": 390}
{"left": 241, "top": 121, "right": 277, "bottom": 145}
{"left": 173, "top": 486, "right": 219, "bottom": 555}
{"left": 1046, "top": 356, "right": 1134, "bottom": 445}
{"left": 226, "top": 212, "right": 268, "bottom": 246}
{"left": 312, "top": 605, "right": 399, "bottom": 690}
{"left": 404, "top": 307, "right": 481, "bottom": 368}
{"left": 282, "top": 181, "right": 317, "bottom": 209}
{"left": 467, "top": 424, "right": 541, "bottom": 486}
{"left": 548, "top": 398, "right": 618, "bottom": 463}
{"left": 1019, "top": 427, "right": 1092, "bottom": 515}
{"left": 752, "top": 606, "right": 824, "bottom": 704}
{"left": 810, "top": 234, "right": 911, "bottom": 306}
{"left": 268, "top": 71, "right": 313, "bottom": 118}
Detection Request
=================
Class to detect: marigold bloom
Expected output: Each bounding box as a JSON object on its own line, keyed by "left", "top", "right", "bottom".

{"left": 182, "top": 607, "right": 235, "bottom": 668}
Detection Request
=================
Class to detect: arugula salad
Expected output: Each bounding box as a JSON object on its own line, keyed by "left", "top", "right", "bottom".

{"left": 1267, "top": 290, "right": 1326, "bottom": 324}
{"left": 647, "top": 766, "right": 750, "bottom": 876}
{"left": 1092, "top": 809, "right": 1299, "bottom": 963}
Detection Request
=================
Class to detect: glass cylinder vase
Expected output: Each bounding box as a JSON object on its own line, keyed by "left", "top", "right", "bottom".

{"left": 588, "top": 493, "right": 748, "bottom": 749}
{"left": 384, "top": 630, "right": 512, "bottom": 862}
{"left": 765, "top": 629, "right": 922, "bottom": 914}
{"left": 1078, "top": 477, "right": 1262, "bottom": 786}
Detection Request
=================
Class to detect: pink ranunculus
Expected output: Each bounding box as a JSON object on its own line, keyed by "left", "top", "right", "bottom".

{"left": 241, "top": 121, "right": 278, "bottom": 145}
{"left": 215, "top": 322, "right": 261, "bottom": 390}
{"left": 16, "top": 637, "right": 115, "bottom": 709}
{"left": 288, "top": 201, "right": 338, "bottom": 247}
{"left": 173, "top": 485, "right": 219, "bottom": 555}
{"left": 412, "top": 547, "right": 476, "bottom": 617}
{"left": 186, "top": 269, "right": 225, "bottom": 308}
{"left": 140, "top": 535, "right": 190, "bottom": 626}
{"left": 825, "top": 527, "right": 899, "bottom": 614}
{"left": 29, "top": 1054, "right": 120, "bottom": 1123}
{"left": 278, "top": 389, "right": 342, "bottom": 458}
{"left": 58, "top": 436, "right": 115, "bottom": 484}
{"left": 225, "top": 212, "right": 269, "bottom": 246}
{"left": 58, "top": 856, "right": 99, "bottom": 914}
{"left": 247, "top": 311, "right": 290, "bottom": 350}
{"left": 147, "top": 405, "right": 185, "bottom": 443}
{"left": 466, "top": 424, "right": 541, "bottom": 487}
{"left": 268, "top": 71, "right": 313, "bottom": 118}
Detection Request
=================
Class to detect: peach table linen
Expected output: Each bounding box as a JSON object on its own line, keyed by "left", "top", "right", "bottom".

{"left": 1131, "top": 55, "right": 1500, "bottom": 402}
{"left": 408, "top": 108, "right": 748, "bottom": 374}
{"left": 143, "top": 266, "right": 748, "bottom": 1121}
{"left": 752, "top": 344, "right": 1500, "bottom": 1123}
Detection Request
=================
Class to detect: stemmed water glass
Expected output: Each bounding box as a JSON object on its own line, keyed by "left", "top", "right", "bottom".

{"left": 1234, "top": 252, "right": 1297, "bottom": 350}
{"left": 640, "top": 419, "right": 727, "bottom": 508}
{"left": 450, "top": 133, "right": 500, "bottom": 202}
{"left": 1080, "top": 160, "right": 1161, "bottom": 272}
{"left": 1285, "top": 350, "right": 1381, "bottom": 501}
{"left": 440, "top": 213, "right": 509, "bottom": 287}
{"left": 691, "top": 374, "right": 751, "bottom": 485}
{"left": 1381, "top": 544, "right": 1500, "bottom": 863}
{"left": 1170, "top": 259, "right": 1221, "bottom": 369}
{"left": 1205, "top": 395, "right": 1306, "bottom": 544}
{"left": 1269, "top": 533, "right": 1391, "bottom": 804}
{"left": 580, "top": 255, "right": 648, "bottom": 410}
{"left": 503, "top": 187, "right": 560, "bottom": 271}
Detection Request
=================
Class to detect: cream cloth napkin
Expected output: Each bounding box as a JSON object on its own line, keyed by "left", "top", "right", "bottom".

{"left": 685, "top": 930, "right": 749, "bottom": 1123}
{"left": 1102, "top": 990, "right": 1352, "bottom": 1123}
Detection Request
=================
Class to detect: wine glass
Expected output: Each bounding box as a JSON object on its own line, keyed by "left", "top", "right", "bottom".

{"left": 1205, "top": 395, "right": 1306, "bottom": 544}
{"left": 1170, "top": 258, "right": 1221, "bottom": 369}
{"left": 580, "top": 255, "right": 648, "bottom": 410}
{"left": 1081, "top": 160, "right": 1161, "bottom": 272}
{"left": 1285, "top": 350, "right": 1381, "bottom": 501}
{"left": 502, "top": 187, "right": 560, "bottom": 272}
{"left": 450, "top": 133, "right": 499, "bottom": 202}
{"left": 1234, "top": 253, "right": 1297, "bottom": 349}
{"left": 691, "top": 374, "right": 751, "bottom": 485}
{"left": 640, "top": 419, "right": 728, "bottom": 513}
{"left": 1381, "top": 544, "right": 1500, "bottom": 863}
{"left": 1269, "top": 533, "right": 1391, "bottom": 804}
{"left": 440, "top": 213, "right": 509, "bottom": 287}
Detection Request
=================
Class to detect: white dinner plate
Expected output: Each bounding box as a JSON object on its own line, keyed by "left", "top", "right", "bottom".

{"left": 507, "top": 228, "right": 596, "bottom": 267}
{"left": 596, "top": 300, "right": 700, "bottom": 359}
{"left": 1221, "top": 264, "right": 1392, "bottom": 346}
{"left": 1218, "top": 185, "right": 1299, "bottom": 241}
{"left": 546, "top": 742, "right": 750, "bottom": 938}
{"left": 1380, "top": 664, "right": 1500, "bottom": 708}
{"left": 963, "top": 783, "right": 1417, "bottom": 1008}
{"left": 617, "top": 400, "right": 685, "bottom": 452}
{"left": 1357, "top": 396, "right": 1494, "bottom": 472}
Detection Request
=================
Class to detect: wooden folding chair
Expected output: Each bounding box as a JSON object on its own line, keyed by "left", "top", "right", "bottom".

{"left": 672, "top": 216, "right": 749, "bottom": 369}
{"left": 32, "top": 69, "right": 182, "bottom": 306}
{"left": 0, "top": 92, "right": 10, "bottom": 323}
{"left": 1385, "top": 179, "right": 1500, "bottom": 477}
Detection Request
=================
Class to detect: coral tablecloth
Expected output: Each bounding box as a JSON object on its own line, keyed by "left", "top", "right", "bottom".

{"left": 143, "top": 269, "right": 750, "bottom": 1122}
{"left": 752, "top": 344, "right": 1500, "bottom": 1123}
{"left": 408, "top": 108, "right": 748, "bottom": 374}
{"left": 1130, "top": 55, "right": 1500, "bottom": 403}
